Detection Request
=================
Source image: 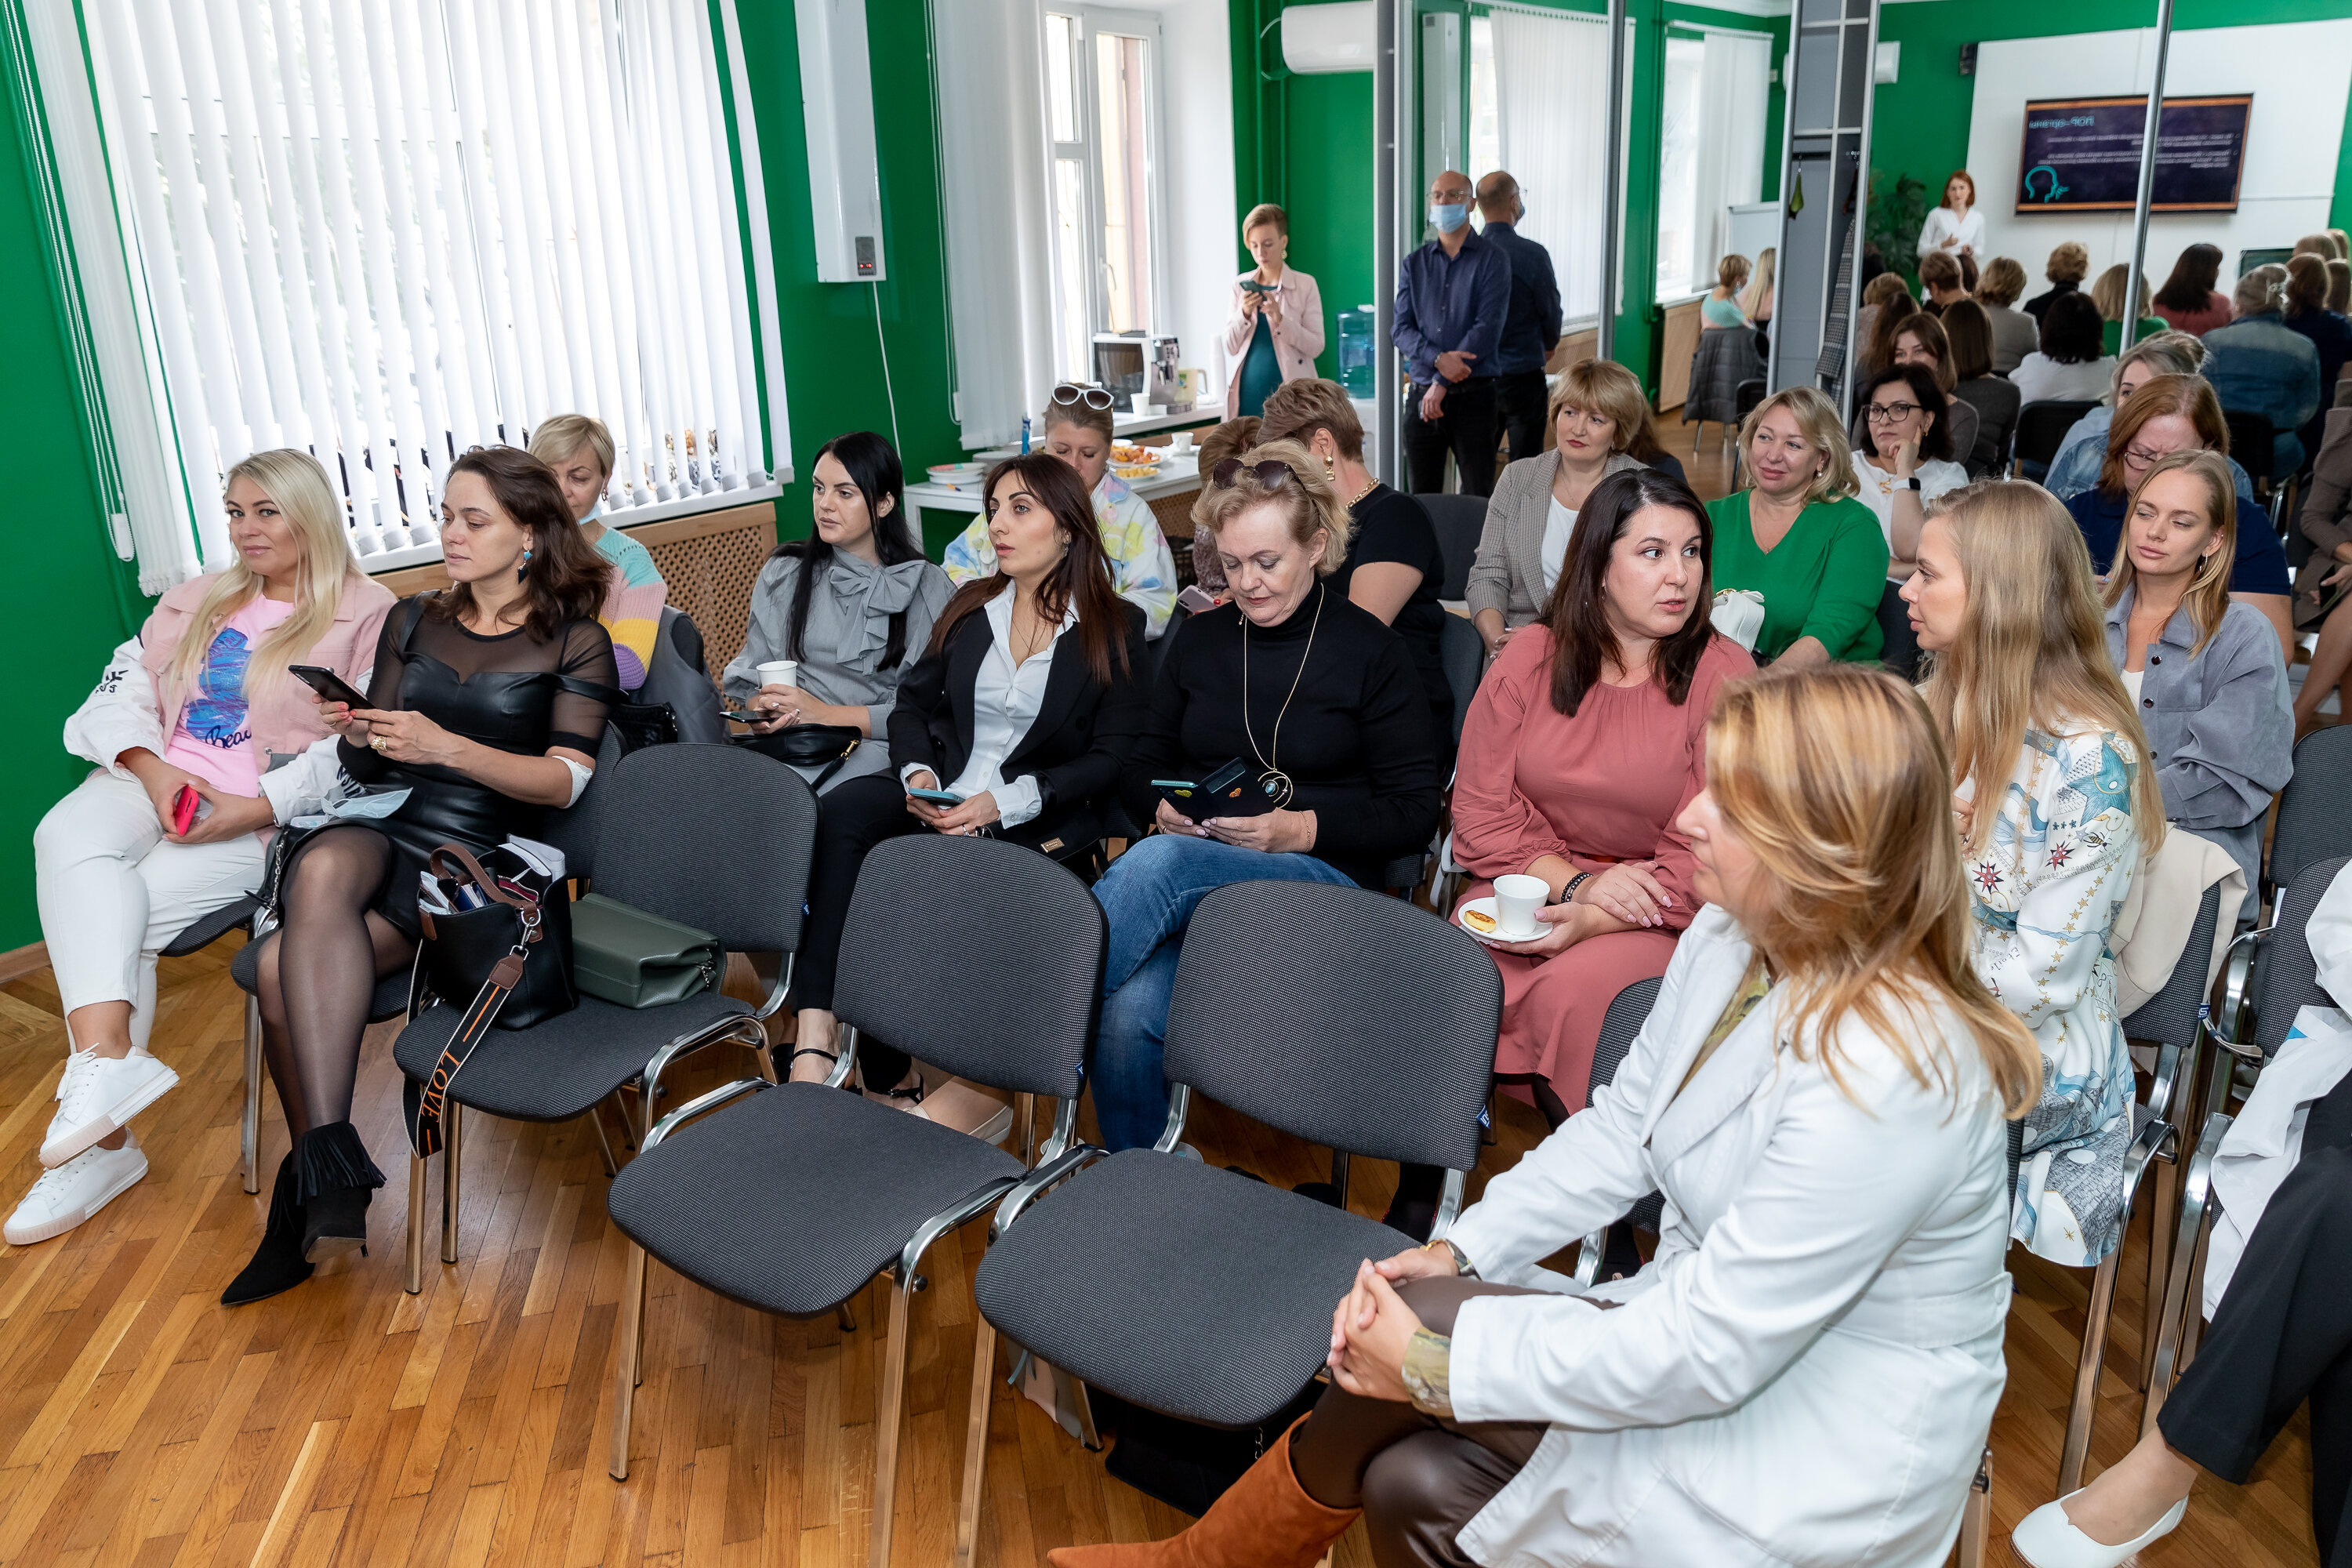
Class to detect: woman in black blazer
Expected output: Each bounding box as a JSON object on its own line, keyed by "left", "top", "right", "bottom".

{"left": 789, "top": 452, "right": 1149, "bottom": 1102}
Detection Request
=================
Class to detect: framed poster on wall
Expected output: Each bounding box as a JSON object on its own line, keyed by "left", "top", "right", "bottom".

{"left": 2014, "top": 95, "right": 2252, "bottom": 212}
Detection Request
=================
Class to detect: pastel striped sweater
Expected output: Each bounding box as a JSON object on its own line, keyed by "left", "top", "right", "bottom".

{"left": 592, "top": 525, "right": 666, "bottom": 691}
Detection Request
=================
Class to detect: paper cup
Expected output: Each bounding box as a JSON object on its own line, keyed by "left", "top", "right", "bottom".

{"left": 1492, "top": 875, "right": 1550, "bottom": 940}
{"left": 755, "top": 659, "right": 799, "bottom": 691}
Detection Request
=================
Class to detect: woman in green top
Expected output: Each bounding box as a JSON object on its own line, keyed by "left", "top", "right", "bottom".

{"left": 1706, "top": 387, "right": 1889, "bottom": 665}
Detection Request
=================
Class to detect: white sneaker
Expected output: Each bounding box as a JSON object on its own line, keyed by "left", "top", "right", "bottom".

{"left": 41, "top": 1051, "right": 178, "bottom": 1167}
{"left": 2011, "top": 1490, "right": 2189, "bottom": 1568}
{"left": 5, "top": 1133, "right": 147, "bottom": 1245}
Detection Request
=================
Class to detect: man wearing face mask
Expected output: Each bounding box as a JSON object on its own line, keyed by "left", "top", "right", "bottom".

{"left": 1394, "top": 169, "right": 1512, "bottom": 496}
{"left": 1475, "top": 170, "right": 1563, "bottom": 467}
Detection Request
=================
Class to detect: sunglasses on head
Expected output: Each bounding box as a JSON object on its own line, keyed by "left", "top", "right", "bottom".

{"left": 1051, "top": 383, "right": 1116, "bottom": 412}
{"left": 1211, "top": 458, "right": 1299, "bottom": 491}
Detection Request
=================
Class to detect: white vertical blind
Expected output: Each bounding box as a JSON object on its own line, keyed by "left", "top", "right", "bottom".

{"left": 32, "top": 0, "right": 786, "bottom": 576}
{"left": 1688, "top": 30, "right": 1771, "bottom": 298}
{"left": 1490, "top": 7, "right": 1610, "bottom": 325}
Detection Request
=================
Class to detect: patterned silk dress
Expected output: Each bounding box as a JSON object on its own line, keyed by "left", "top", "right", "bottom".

{"left": 1968, "top": 725, "right": 2145, "bottom": 1266}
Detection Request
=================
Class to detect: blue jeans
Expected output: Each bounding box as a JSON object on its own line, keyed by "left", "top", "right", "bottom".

{"left": 1088, "top": 833, "right": 1357, "bottom": 1151}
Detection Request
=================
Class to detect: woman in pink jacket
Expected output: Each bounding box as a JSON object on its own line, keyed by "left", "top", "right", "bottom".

{"left": 13, "top": 449, "right": 392, "bottom": 1246}
{"left": 1225, "top": 203, "right": 1325, "bottom": 416}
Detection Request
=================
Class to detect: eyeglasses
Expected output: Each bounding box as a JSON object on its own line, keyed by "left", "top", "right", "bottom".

{"left": 2122, "top": 442, "right": 2177, "bottom": 467}
{"left": 1210, "top": 458, "right": 1298, "bottom": 490}
{"left": 1051, "top": 383, "right": 1116, "bottom": 412}
{"left": 1865, "top": 402, "right": 1923, "bottom": 423}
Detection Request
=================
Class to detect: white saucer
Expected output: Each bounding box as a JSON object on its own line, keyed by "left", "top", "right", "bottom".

{"left": 1456, "top": 896, "right": 1542, "bottom": 946}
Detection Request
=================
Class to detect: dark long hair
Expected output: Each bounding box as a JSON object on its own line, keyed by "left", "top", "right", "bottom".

{"left": 927, "top": 454, "right": 1132, "bottom": 687}
{"left": 2154, "top": 243, "right": 2223, "bottom": 314}
{"left": 432, "top": 447, "right": 610, "bottom": 641}
{"left": 1858, "top": 363, "right": 1955, "bottom": 464}
{"left": 1542, "top": 468, "right": 1715, "bottom": 717}
{"left": 2040, "top": 292, "right": 2106, "bottom": 365}
{"left": 775, "top": 431, "right": 925, "bottom": 668}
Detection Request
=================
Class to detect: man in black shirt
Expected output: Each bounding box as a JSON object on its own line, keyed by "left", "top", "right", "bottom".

{"left": 1474, "top": 171, "right": 1563, "bottom": 467}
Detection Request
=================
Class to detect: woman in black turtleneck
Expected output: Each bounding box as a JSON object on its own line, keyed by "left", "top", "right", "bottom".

{"left": 1090, "top": 439, "right": 1444, "bottom": 1158}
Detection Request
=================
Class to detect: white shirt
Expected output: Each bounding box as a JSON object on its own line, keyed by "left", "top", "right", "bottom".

{"left": 2011, "top": 353, "right": 2118, "bottom": 408}
{"left": 1915, "top": 205, "right": 1986, "bottom": 261}
{"left": 1539, "top": 495, "right": 1578, "bottom": 596}
{"left": 902, "top": 590, "right": 1076, "bottom": 828}
{"left": 2120, "top": 667, "right": 2143, "bottom": 706}
{"left": 1850, "top": 452, "right": 1970, "bottom": 546}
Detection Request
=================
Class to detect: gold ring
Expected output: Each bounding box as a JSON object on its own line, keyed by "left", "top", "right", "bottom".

{"left": 369, "top": 734, "right": 389, "bottom": 751}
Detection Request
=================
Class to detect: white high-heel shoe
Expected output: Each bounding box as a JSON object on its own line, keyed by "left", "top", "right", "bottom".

{"left": 2011, "top": 1490, "right": 2188, "bottom": 1567}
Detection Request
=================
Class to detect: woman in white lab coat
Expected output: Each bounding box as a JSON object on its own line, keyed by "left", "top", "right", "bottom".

{"left": 1050, "top": 662, "right": 2039, "bottom": 1568}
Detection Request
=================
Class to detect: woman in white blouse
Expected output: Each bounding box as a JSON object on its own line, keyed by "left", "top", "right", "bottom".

{"left": 1853, "top": 365, "right": 1970, "bottom": 577}
{"left": 788, "top": 453, "right": 1149, "bottom": 1104}
{"left": 1051, "top": 663, "right": 2038, "bottom": 1568}
{"left": 1917, "top": 170, "right": 1985, "bottom": 264}
{"left": 1465, "top": 359, "right": 1654, "bottom": 653}
{"left": 1901, "top": 480, "right": 2163, "bottom": 1269}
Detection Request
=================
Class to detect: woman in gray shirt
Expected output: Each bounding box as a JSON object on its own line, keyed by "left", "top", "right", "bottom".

{"left": 2103, "top": 450, "right": 2292, "bottom": 898}
{"left": 724, "top": 432, "right": 952, "bottom": 793}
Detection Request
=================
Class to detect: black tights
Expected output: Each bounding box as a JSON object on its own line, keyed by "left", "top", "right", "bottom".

{"left": 252, "top": 828, "right": 416, "bottom": 1141}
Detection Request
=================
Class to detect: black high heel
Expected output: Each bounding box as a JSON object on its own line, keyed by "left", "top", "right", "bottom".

{"left": 221, "top": 1155, "right": 314, "bottom": 1306}
{"left": 295, "top": 1121, "right": 383, "bottom": 1261}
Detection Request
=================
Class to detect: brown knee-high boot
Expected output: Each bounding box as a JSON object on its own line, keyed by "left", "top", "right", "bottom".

{"left": 1048, "top": 1417, "right": 1357, "bottom": 1568}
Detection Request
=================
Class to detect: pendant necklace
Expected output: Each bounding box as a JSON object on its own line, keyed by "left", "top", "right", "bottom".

{"left": 1242, "top": 583, "right": 1323, "bottom": 808}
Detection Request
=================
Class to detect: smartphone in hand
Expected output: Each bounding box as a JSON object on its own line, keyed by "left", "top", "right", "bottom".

{"left": 171, "top": 783, "right": 199, "bottom": 835}
{"left": 906, "top": 786, "right": 965, "bottom": 805}
{"left": 289, "top": 664, "right": 368, "bottom": 709}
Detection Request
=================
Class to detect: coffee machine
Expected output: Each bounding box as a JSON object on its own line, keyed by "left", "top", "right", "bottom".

{"left": 1091, "top": 332, "right": 1186, "bottom": 411}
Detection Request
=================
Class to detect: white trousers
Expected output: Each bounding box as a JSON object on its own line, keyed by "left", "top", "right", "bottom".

{"left": 33, "top": 771, "right": 267, "bottom": 1052}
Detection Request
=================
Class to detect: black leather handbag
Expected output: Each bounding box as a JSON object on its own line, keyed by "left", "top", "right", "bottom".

{"left": 731, "top": 722, "right": 865, "bottom": 789}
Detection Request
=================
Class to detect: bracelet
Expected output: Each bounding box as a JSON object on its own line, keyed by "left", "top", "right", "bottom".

{"left": 1563, "top": 871, "right": 1593, "bottom": 903}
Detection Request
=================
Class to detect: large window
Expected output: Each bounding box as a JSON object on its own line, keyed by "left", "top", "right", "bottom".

{"left": 1654, "top": 27, "right": 1772, "bottom": 300}
{"left": 20, "top": 0, "right": 786, "bottom": 581}
{"left": 1043, "top": 7, "right": 1170, "bottom": 383}
{"left": 1468, "top": 5, "right": 1617, "bottom": 327}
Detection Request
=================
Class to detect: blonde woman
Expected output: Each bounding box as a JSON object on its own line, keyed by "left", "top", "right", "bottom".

{"left": 2089, "top": 263, "right": 2165, "bottom": 354}
{"left": 2102, "top": 450, "right": 2291, "bottom": 896}
{"left": 528, "top": 413, "right": 666, "bottom": 691}
{"left": 1055, "top": 664, "right": 2035, "bottom": 1568}
{"left": 1466, "top": 359, "right": 1657, "bottom": 648}
{"left": 1224, "top": 201, "right": 1324, "bottom": 417}
{"left": 1706, "top": 387, "right": 1888, "bottom": 664}
{"left": 16, "top": 451, "right": 392, "bottom": 1245}
{"left": 1975, "top": 256, "right": 2042, "bottom": 375}
{"left": 1737, "top": 245, "right": 1775, "bottom": 330}
{"left": 1900, "top": 481, "right": 2164, "bottom": 1267}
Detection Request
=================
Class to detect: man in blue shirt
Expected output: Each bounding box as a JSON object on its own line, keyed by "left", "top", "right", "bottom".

{"left": 1473, "top": 171, "right": 1563, "bottom": 466}
{"left": 1393, "top": 169, "right": 1511, "bottom": 496}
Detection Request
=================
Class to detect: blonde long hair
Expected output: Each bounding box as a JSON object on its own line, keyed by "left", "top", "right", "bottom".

{"left": 2103, "top": 449, "right": 2236, "bottom": 656}
{"left": 1706, "top": 663, "right": 2040, "bottom": 1116}
{"left": 1919, "top": 481, "right": 2164, "bottom": 859}
{"left": 167, "top": 450, "right": 358, "bottom": 704}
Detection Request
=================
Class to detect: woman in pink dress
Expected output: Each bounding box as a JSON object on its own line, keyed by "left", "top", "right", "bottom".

{"left": 1453, "top": 467, "right": 1755, "bottom": 1119}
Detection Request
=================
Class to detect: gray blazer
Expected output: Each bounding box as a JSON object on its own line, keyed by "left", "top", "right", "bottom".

{"left": 1465, "top": 449, "right": 1648, "bottom": 626}
{"left": 2105, "top": 588, "right": 2293, "bottom": 895}
{"left": 723, "top": 549, "right": 953, "bottom": 789}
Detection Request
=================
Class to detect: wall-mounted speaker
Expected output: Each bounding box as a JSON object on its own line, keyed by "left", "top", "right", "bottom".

{"left": 1959, "top": 42, "right": 1978, "bottom": 77}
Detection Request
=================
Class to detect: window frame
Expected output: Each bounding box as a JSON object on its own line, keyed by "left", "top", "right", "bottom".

{"left": 1041, "top": 4, "right": 1174, "bottom": 382}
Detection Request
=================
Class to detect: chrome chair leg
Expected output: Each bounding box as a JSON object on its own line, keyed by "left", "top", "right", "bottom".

{"left": 2059, "top": 1247, "right": 2122, "bottom": 1494}
{"left": 954, "top": 1316, "right": 997, "bottom": 1568}
{"left": 837, "top": 1296, "right": 858, "bottom": 1333}
{"left": 611, "top": 1240, "right": 648, "bottom": 1479}
{"left": 405, "top": 1152, "right": 427, "bottom": 1294}
{"left": 1957, "top": 1446, "right": 1992, "bottom": 1568}
{"left": 241, "top": 995, "right": 263, "bottom": 1193}
{"left": 588, "top": 1109, "right": 619, "bottom": 1178}
{"left": 870, "top": 1267, "right": 919, "bottom": 1568}
{"left": 2139, "top": 1150, "right": 2179, "bottom": 1391}
{"left": 439, "top": 1102, "right": 463, "bottom": 1265}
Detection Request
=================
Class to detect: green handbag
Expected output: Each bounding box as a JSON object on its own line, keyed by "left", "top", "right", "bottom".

{"left": 569, "top": 892, "right": 720, "bottom": 1008}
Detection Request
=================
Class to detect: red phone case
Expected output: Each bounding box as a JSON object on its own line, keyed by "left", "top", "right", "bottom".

{"left": 171, "top": 784, "right": 198, "bottom": 834}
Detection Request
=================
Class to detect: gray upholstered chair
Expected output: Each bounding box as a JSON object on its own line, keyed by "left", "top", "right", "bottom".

{"left": 394, "top": 740, "right": 815, "bottom": 1291}
{"left": 2264, "top": 728, "right": 2352, "bottom": 921}
{"left": 1572, "top": 975, "right": 1667, "bottom": 1287}
{"left": 2146, "top": 857, "right": 2348, "bottom": 1428}
{"left": 956, "top": 880, "right": 1499, "bottom": 1560}
{"left": 600, "top": 833, "right": 1105, "bottom": 1568}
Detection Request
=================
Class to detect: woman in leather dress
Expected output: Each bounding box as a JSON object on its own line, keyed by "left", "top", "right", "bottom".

{"left": 223, "top": 446, "right": 616, "bottom": 1305}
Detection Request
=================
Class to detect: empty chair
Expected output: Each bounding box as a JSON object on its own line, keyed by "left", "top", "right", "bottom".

{"left": 2013, "top": 399, "right": 2100, "bottom": 480}
{"left": 2264, "top": 725, "right": 2352, "bottom": 919}
{"left": 393, "top": 742, "right": 815, "bottom": 1290}
{"left": 602, "top": 834, "right": 1106, "bottom": 1568}
{"left": 1571, "top": 975, "right": 1666, "bottom": 1287}
{"left": 958, "top": 880, "right": 1498, "bottom": 1555}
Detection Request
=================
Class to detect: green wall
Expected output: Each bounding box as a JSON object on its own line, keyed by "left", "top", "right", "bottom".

{"left": 0, "top": 20, "right": 148, "bottom": 953}
{"left": 1869, "top": 0, "right": 2352, "bottom": 274}
{"left": 1230, "top": 0, "right": 1788, "bottom": 407}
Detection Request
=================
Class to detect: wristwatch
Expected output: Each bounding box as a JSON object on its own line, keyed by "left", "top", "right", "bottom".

{"left": 1421, "top": 1236, "right": 1478, "bottom": 1279}
{"left": 1904, "top": 475, "right": 1922, "bottom": 491}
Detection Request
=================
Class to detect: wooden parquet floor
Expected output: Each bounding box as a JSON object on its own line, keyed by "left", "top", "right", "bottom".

{"left": 0, "top": 928, "right": 2320, "bottom": 1566}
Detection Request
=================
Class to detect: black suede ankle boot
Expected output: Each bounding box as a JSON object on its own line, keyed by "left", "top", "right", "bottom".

{"left": 295, "top": 1121, "right": 385, "bottom": 1261}
{"left": 221, "top": 1155, "right": 314, "bottom": 1306}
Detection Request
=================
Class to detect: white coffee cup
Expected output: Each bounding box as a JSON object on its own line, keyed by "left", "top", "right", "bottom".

{"left": 755, "top": 659, "right": 799, "bottom": 691}
{"left": 1492, "top": 874, "right": 1550, "bottom": 940}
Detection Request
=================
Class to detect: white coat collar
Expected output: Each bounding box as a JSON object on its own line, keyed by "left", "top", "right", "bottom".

{"left": 1639, "top": 907, "right": 1788, "bottom": 1170}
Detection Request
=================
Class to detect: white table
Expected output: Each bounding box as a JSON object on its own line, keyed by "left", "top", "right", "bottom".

{"left": 906, "top": 451, "right": 1207, "bottom": 534}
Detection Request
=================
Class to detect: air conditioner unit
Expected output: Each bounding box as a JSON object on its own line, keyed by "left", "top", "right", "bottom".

{"left": 797, "top": 0, "right": 885, "bottom": 281}
{"left": 1282, "top": 2, "right": 1376, "bottom": 74}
